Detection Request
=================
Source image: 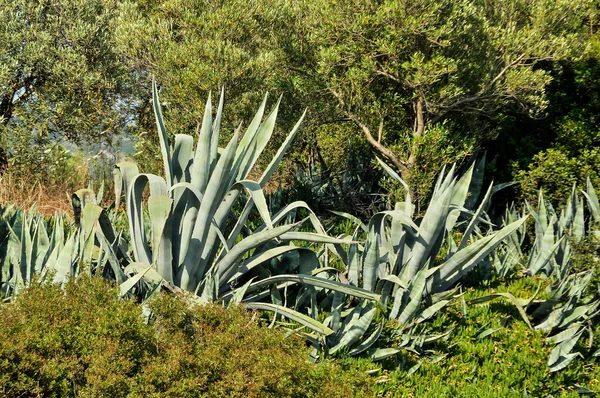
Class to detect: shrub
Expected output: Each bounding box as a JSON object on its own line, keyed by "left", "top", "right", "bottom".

{"left": 0, "top": 276, "right": 369, "bottom": 397}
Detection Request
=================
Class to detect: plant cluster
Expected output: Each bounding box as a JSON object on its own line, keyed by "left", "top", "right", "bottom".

{"left": 0, "top": 82, "right": 599, "bottom": 390}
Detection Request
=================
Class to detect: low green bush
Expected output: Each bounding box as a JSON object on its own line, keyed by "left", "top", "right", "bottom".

{"left": 0, "top": 276, "right": 369, "bottom": 397}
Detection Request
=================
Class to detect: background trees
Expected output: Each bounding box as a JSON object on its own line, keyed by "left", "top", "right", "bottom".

{"left": 113, "top": 0, "right": 591, "bottom": 210}
{"left": 1, "top": 0, "right": 596, "bottom": 210}
{"left": 0, "top": 0, "right": 140, "bottom": 178}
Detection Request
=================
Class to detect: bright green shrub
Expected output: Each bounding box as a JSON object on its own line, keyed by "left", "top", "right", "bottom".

{"left": 514, "top": 147, "right": 600, "bottom": 206}
{"left": 0, "top": 276, "right": 369, "bottom": 397}
{"left": 0, "top": 276, "right": 153, "bottom": 397}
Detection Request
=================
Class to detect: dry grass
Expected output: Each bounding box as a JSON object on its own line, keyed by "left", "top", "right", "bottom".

{"left": 0, "top": 173, "right": 74, "bottom": 217}
{"left": 0, "top": 167, "right": 91, "bottom": 217}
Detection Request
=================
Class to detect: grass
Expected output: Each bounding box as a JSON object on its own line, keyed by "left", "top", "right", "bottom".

{"left": 0, "top": 172, "right": 75, "bottom": 216}
{"left": 0, "top": 164, "right": 117, "bottom": 218}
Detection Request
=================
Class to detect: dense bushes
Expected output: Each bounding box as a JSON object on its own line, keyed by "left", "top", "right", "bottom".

{"left": 0, "top": 276, "right": 368, "bottom": 397}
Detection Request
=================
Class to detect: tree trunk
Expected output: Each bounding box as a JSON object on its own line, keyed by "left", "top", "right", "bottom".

{"left": 0, "top": 94, "right": 13, "bottom": 174}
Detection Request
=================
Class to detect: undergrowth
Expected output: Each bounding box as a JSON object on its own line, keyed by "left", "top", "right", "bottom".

{"left": 0, "top": 276, "right": 369, "bottom": 397}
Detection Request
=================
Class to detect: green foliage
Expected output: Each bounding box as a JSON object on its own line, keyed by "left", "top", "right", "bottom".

{"left": 507, "top": 29, "right": 600, "bottom": 206}
{"left": 515, "top": 148, "right": 600, "bottom": 206}
{"left": 0, "top": 0, "right": 141, "bottom": 154}
{"left": 114, "top": 0, "right": 589, "bottom": 206}
{"left": 0, "top": 275, "right": 369, "bottom": 397}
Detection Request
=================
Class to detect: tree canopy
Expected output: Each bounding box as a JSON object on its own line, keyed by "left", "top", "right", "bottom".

{"left": 0, "top": 0, "right": 595, "bottom": 208}
{"left": 113, "top": 0, "right": 590, "bottom": 205}
{"left": 0, "top": 0, "right": 140, "bottom": 168}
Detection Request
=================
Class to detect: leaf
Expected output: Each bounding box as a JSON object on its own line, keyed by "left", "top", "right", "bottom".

{"left": 245, "top": 302, "right": 334, "bottom": 335}
{"left": 407, "top": 361, "right": 422, "bottom": 376}
{"left": 152, "top": 79, "right": 173, "bottom": 188}
{"left": 348, "top": 321, "right": 385, "bottom": 356}
{"left": 468, "top": 293, "right": 533, "bottom": 329}
{"left": 415, "top": 299, "right": 450, "bottom": 324}
{"left": 429, "top": 216, "right": 528, "bottom": 293}
{"left": 330, "top": 302, "right": 376, "bottom": 354}
{"left": 233, "top": 274, "right": 381, "bottom": 302}
{"left": 362, "top": 229, "right": 380, "bottom": 291}
{"left": 370, "top": 348, "right": 400, "bottom": 361}
{"left": 476, "top": 327, "right": 502, "bottom": 339}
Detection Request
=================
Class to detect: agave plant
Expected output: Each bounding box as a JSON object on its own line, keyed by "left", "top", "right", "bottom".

{"left": 106, "top": 81, "right": 385, "bottom": 336}
{"left": 525, "top": 185, "right": 585, "bottom": 280}
{"left": 531, "top": 270, "right": 600, "bottom": 372}
{"left": 0, "top": 202, "right": 108, "bottom": 298}
{"left": 512, "top": 180, "right": 600, "bottom": 371}
{"left": 322, "top": 156, "right": 529, "bottom": 357}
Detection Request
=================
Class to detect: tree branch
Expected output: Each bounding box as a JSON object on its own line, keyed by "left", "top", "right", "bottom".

{"left": 329, "top": 88, "right": 409, "bottom": 174}
{"left": 429, "top": 54, "right": 526, "bottom": 125}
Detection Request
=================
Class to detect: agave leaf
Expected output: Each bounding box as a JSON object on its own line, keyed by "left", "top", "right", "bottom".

{"left": 258, "top": 110, "right": 306, "bottom": 186}
{"left": 152, "top": 80, "right": 173, "bottom": 188}
{"left": 397, "top": 266, "right": 439, "bottom": 325}
{"left": 557, "top": 301, "right": 599, "bottom": 330}
{"left": 148, "top": 195, "right": 173, "bottom": 281}
{"left": 180, "top": 127, "right": 241, "bottom": 290}
{"left": 230, "top": 180, "right": 273, "bottom": 230}
{"left": 432, "top": 164, "right": 448, "bottom": 198}
{"left": 371, "top": 348, "right": 400, "bottom": 361}
{"left": 235, "top": 274, "right": 381, "bottom": 302}
{"left": 547, "top": 324, "right": 584, "bottom": 345}
{"left": 124, "top": 262, "right": 165, "bottom": 284}
{"left": 120, "top": 267, "right": 152, "bottom": 297}
{"left": 362, "top": 228, "right": 380, "bottom": 292}
{"left": 348, "top": 320, "right": 385, "bottom": 356}
{"left": 464, "top": 155, "right": 486, "bottom": 209}
{"left": 236, "top": 96, "right": 281, "bottom": 181}
{"left": 376, "top": 157, "right": 411, "bottom": 202}
{"left": 245, "top": 302, "right": 334, "bottom": 335}
{"left": 51, "top": 233, "right": 77, "bottom": 283}
{"left": 127, "top": 174, "right": 168, "bottom": 265}
{"left": 96, "top": 232, "right": 126, "bottom": 283}
{"left": 80, "top": 203, "right": 104, "bottom": 266}
{"left": 229, "top": 277, "right": 257, "bottom": 305}
{"left": 224, "top": 246, "right": 312, "bottom": 283}
{"left": 490, "top": 181, "right": 518, "bottom": 196}
{"left": 582, "top": 177, "right": 599, "bottom": 221}
{"left": 403, "top": 184, "right": 454, "bottom": 281}
{"left": 172, "top": 134, "right": 194, "bottom": 184}
{"left": 348, "top": 229, "right": 361, "bottom": 286}
{"left": 415, "top": 299, "right": 451, "bottom": 324}
{"left": 445, "top": 160, "right": 475, "bottom": 232}
{"left": 114, "top": 162, "right": 139, "bottom": 209}
{"left": 458, "top": 182, "right": 493, "bottom": 251}
{"left": 476, "top": 327, "right": 502, "bottom": 339}
{"left": 548, "top": 327, "right": 584, "bottom": 372}
{"left": 573, "top": 197, "right": 585, "bottom": 242}
{"left": 278, "top": 232, "right": 355, "bottom": 245}
{"left": 216, "top": 223, "right": 298, "bottom": 281}
{"left": 191, "top": 91, "right": 213, "bottom": 193}
{"left": 330, "top": 302, "right": 376, "bottom": 354}
{"left": 468, "top": 293, "right": 533, "bottom": 329}
{"left": 529, "top": 229, "right": 563, "bottom": 276}
{"left": 209, "top": 88, "right": 225, "bottom": 174}
{"left": 428, "top": 216, "right": 528, "bottom": 293}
